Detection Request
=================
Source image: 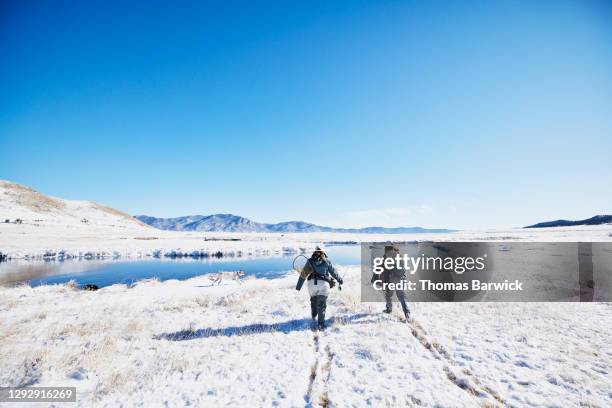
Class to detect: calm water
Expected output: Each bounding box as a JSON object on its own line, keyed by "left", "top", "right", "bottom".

{"left": 0, "top": 245, "right": 360, "bottom": 288}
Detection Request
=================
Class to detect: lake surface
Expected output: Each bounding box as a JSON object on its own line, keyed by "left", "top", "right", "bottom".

{"left": 0, "top": 245, "right": 360, "bottom": 288}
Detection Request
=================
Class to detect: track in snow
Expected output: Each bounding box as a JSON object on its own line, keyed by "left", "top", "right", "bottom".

{"left": 304, "top": 326, "right": 336, "bottom": 408}
{"left": 406, "top": 316, "right": 509, "bottom": 407}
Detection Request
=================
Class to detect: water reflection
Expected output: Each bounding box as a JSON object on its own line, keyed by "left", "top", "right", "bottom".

{"left": 0, "top": 245, "right": 360, "bottom": 288}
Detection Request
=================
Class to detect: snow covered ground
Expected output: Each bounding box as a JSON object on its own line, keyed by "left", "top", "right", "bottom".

{"left": 1, "top": 265, "right": 611, "bottom": 407}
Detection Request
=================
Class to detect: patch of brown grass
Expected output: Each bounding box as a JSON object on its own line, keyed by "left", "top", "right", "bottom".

{"left": 1, "top": 181, "right": 66, "bottom": 213}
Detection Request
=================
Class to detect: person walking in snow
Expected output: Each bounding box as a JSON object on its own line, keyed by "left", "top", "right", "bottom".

{"left": 381, "top": 244, "right": 410, "bottom": 320}
{"left": 303, "top": 247, "right": 343, "bottom": 330}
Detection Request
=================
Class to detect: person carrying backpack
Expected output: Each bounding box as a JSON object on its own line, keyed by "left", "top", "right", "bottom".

{"left": 303, "top": 247, "right": 343, "bottom": 330}
{"left": 380, "top": 244, "right": 410, "bottom": 320}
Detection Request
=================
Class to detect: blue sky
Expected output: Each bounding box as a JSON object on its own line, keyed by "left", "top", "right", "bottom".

{"left": 1, "top": 0, "right": 611, "bottom": 229}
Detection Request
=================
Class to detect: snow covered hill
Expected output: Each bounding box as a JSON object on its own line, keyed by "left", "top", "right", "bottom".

{"left": 134, "top": 214, "right": 336, "bottom": 232}
{"left": 0, "top": 180, "right": 151, "bottom": 231}
{"left": 0, "top": 181, "right": 460, "bottom": 260}
{"left": 525, "top": 215, "right": 612, "bottom": 228}
{"left": 135, "top": 214, "right": 455, "bottom": 234}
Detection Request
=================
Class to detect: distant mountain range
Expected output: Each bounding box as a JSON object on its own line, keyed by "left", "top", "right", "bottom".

{"left": 525, "top": 215, "right": 612, "bottom": 228}
{"left": 135, "top": 214, "right": 455, "bottom": 234}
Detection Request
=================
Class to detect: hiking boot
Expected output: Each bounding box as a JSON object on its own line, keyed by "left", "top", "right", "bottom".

{"left": 316, "top": 295, "right": 327, "bottom": 328}
{"left": 318, "top": 322, "right": 326, "bottom": 331}
{"left": 310, "top": 297, "right": 317, "bottom": 321}
{"left": 383, "top": 308, "right": 392, "bottom": 314}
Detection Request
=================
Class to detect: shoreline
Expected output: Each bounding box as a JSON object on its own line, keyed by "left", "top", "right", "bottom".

{"left": 1, "top": 224, "right": 611, "bottom": 261}
{"left": 0, "top": 246, "right": 309, "bottom": 262}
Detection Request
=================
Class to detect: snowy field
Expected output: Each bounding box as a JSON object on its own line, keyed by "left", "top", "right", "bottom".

{"left": 1, "top": 265, "right": 611, "bottom": 407}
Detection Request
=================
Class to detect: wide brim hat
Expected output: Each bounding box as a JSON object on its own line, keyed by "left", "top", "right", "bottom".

{"left": 384, "top": 242, "right": 400, "bottom": 251}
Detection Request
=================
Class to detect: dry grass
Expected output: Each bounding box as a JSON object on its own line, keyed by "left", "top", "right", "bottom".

{"left": 1, "top": 181, "right": 66, "bottom": 213}
{"left": 93, "top": 202, "right": 152, "bottom": 228}
{"left": 194, "top": 295, "right": 212, "bottom": 308}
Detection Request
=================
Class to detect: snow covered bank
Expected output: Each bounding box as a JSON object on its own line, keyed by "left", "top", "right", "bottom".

{"left": 2, "top": 221, "right": 611, "bottom": 261}
{"left": 1, "top": 267, "right": 611, "bottom": 407}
